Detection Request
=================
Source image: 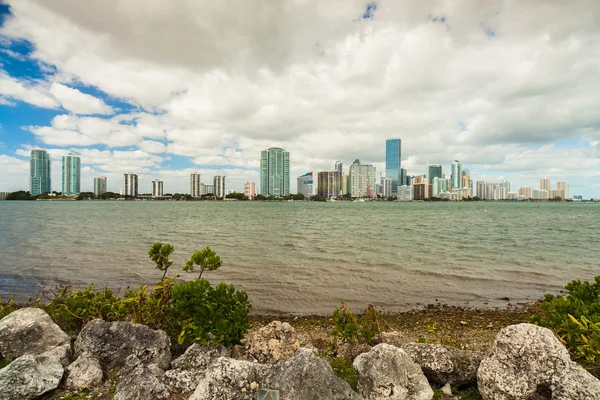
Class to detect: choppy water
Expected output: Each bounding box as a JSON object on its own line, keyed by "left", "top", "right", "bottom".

{"left": 0, "top": 201, "right": 598, "bottom": 314}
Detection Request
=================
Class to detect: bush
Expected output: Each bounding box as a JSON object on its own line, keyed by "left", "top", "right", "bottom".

{"left": 532, "top": 276, "right": 600, "bottom": 372}
{"left": 0, "top": 297, "right": 16, "bottom": 319}
{"left": 171, "top": 279, "right": 251, "bottom": 347}
{"left": 331, "top": 302, "right": 381, "bottom": 345}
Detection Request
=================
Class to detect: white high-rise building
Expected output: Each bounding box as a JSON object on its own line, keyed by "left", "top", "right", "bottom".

{"left": 381, "top": 177, "right": 392, "bottom": 198}
{"left": 397, "top": 185, "right": 413, "bottom": 201}
{"left": 123, "top": 173, "right": 138, "bottom": 197}
{"left": 349, "top": 159, "right": 376, "bottom": 198}
{"left": 94, "top": 177, "right": 107, "bottom": 198}
{"left": 190, "top": 173, "right": 202, "bottom": 197}
{"left": 213, "top": 175, "right": 226, "bottom": 198}
{"left": 297, "top": 172, "right": 314, "bottom": 198}
{"left": 556, "top": 181, "right": 569, "bottom": 199}
{"left": 152, "top": 180, "right": 163, "bottom": 197}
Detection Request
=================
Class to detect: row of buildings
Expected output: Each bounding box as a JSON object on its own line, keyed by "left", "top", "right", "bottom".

{"left": 30, "top": 149, "right": 81, "bottom": 196}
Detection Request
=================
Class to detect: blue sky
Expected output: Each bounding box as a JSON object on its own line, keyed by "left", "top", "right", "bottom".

{"left": 0, "top": 1, "right": 598, "bottom": 197}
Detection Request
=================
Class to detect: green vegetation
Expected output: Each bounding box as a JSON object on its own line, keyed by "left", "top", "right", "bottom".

{"left": 331, "top": 303, "right": 382, "bottom": 345}
{"left": 6, "top": 190, "right": 35, "bottom": 200}
{"left": 533, "top": 276, "right": 600, "bottom": 373}
{"left": 184, "top": 246, "right": 222, "bottom": 279}
{"left": 148, "top": 242, "right": 175, "bottom": 280}
{"left": 328, "top": 356, "right": 358, "bottom": 391}
{"left": 0, "top": 296, "right": 16, "bottom": 319}
{"left": 225, "top": 192, "right": 249, "bottom": 200}
{"left": 75, "top": 192, "right": 95, "bottom": 200}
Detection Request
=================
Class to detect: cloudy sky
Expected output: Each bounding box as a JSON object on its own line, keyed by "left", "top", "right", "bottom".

{"left": 0, "top": 0, "right": 599, "bottom": 197}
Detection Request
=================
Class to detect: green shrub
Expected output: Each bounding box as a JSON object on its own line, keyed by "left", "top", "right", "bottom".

{"left": 331, "top": 302, "right": 380, "bottom": 344}
{"left": 148, "top": 242, "right": 175, "bottom": 280}
{"left": 183, "top": 246, "right": 222, "bottom": 279}
{"left": 170, "top": 279, "right": 251, "bottom": 347}
{"left": 0, "top": 297, "right": 16, "bottom": 319}
{"left": 532, "top": 276, "right": 600, "bottom": 370}
{"left": 328, "top": 356, "right": 358, "bottom": 391}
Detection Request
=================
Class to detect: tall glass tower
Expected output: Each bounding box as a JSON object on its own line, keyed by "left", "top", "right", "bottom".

{"left": 385, "top": 138, "right": 401, "bottom": 194}
{"left": 451, "top": 160, "right": 462, "bottom": 189}
{"left": 260, "top": 148, "right": 290, "bottom": 197}
{"left": 428, "top": 164, "right": 442, "bottom": 182}
{"left": 62, "top": 154, "right": 81, "bottom": 195}
{"left": 30, "top": 149, "right": 51, "bottom": 196}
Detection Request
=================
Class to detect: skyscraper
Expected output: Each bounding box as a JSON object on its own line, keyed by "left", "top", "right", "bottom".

{"left": 260, "top": 147, "right": 290, "bottom": 197}
{"left": 190, "top": 172, "right": 202, "bottom": 197}
{"left": 152, "top": 180, "right": 163, "bottom": 197}
{"left": 556, "top": 181, "right": 569, "bottom": 199}
{"left": 297, "top": 172, "right": 314, "bottom": 198}
{"left": 62, "top": 154, "right": 81, "bottom": 195}
{"left": 540, "top": 178, "right": 551, "bottom": 191}
{"left": 213, "top": 175, "right": 226, "bottom": 198}
{"left": 385, "top": 138, "right": 401, "bottom": 194}
{"left": 334, "top": 161, "right": 343, "bottom": 192}
{"left": 317, "top": 171, "right": 342, "bottom": 198}
{"left": 428, "top": 164, "right": 442, "bottom": 183}
{"left": 30, "top": 149, "right": 51, "bottom": 196}
{"left": 244, "top": 181, "right": 256, "bottom": 199}
{"left": 123, "top": 173, "right": 138, "bottom": 197}
{"left": 451, "top": 160, "right": 462, "bottom": 189}
{"left": 349, "top": 159, "right": 376, "bottom": 198}
{"left": 94, "top": 177, "right": 107, "bottom": 198}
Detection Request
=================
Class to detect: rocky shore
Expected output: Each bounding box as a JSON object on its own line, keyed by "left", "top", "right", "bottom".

{"left": 1, "top": 305, "right": 599, "bottom": 400}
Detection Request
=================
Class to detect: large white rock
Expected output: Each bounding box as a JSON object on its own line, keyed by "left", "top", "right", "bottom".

{"left": 0, "top": 355, "right": 64, "bottom": 400}
{"left": 74, "top": 319, "right": 171, "bottom": 370}
{"left": 113, "top": 355, "right": 170, "bottom": 400}
{"left": 353, "top": 343, "right": 433, "bottom": 400}
{"left": 165, "top": 344, "right": 231, "bottom": 393}
{"left": 0, "top": 308, "right": 71, "bottom": 362}
{"left": 65, "top": 351, "right": 104, "bottom": 390}
{"left": 478, "top": 323, "right": 600, "bottom": 400}
{"left": 263, "top": 348, "right": 360, "bottom": 400}
{"left": 245, "top": 321, "right": 300, "bottom": 364}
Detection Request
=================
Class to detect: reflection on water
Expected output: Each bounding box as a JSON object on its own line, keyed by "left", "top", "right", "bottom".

{"left": 0, "top": 201, "right": 598, "bottom": 314}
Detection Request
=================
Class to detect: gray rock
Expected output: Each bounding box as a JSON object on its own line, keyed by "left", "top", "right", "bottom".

{"left": 478, "top": 323, "right": 600, "bottom": 400}
{"left": 402, "top": 343, "right": 484, "bottom": 386}
{"left": 165, "top": 344, "right": 231, "bottom": 393}
{"left": 354, "top": 343, "right": 433, "bottom": 400}
{"left": 65, "top": 352, "right": 103, "bottom": 390}
{"left": 378, "top": 331, "right": 409, "bottom": 347}
{"left": 113, "top": 355, "right": 170, "bottom": 400}
{"left": 263, "top": 348, "right": 360, "bottom": 400}
{"left": 41, "top": 343, "right": 72, "bottom": 367}
{"left": 0, "top": 308, "right": 70, "bottom": 362}
{"left": 0, "top": 355, "right": 64, "bottom": 400}
{"left": 245, "top": 321, "right": 300, "bottom": 364}
{"left": 190, "top": 357, "right": 270, "bottom": 400}
{"left": 337, "top": 342, "right": 372, "bottom": 360}
{"left": 74, "top": 319, "right": 171, "bottom": 370}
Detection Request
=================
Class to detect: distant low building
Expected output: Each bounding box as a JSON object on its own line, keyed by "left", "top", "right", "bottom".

{"left": 0, "top": 192, "right": 9, "bottom": 200}
{"left": 397, "top": 185, "right": 413, "bottom": 201}
{"left": 244, "top": 181, "right": 256, "bottom": 199}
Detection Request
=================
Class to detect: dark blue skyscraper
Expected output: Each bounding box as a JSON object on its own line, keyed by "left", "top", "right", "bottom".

{"left": 385, "top": 138, "right": 401, "bottom": 194}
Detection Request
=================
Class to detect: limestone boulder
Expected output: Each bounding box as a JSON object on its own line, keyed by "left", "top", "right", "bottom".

{"left": 353, "top": 343, "right": 433, "bottom": 400}
{"left": 65, "top": 352, "right": 104, "bottom": 390}
{"left": 74, "top": 319, "right": 171, "bottom": 370}
{"left": 165, "top": 344, "right": 231, "bottom": 393}
{"left": 0, "top": 355, "right": 64, "bottom": 400}
{"left": 337, "top": 342, "right": 372, "bottom": 360}
{"left": 377, "top": 331, "right": 409, "bottom": 348}
{"left": 477, "top": 323, "right": 600, "bottom": 400}
{"left": 263, "top": 348, "right": 360, "bottom": 400}
{"left": 190, "top": 357, "right": 270, "bottom": 400}
{"left": 245, "top": 321, "right": 300, "bottom": 364}
{"left": 0, "top": 308, "right": 71, "bottom": 362}
{"left": 402, "top": 343, "right": 484, "bottom": 386}
{"left": 113, "top": 355, "right": 170, "bottom": 400}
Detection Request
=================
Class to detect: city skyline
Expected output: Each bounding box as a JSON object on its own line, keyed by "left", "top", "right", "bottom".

{"left": 1, "top": 2, "right": 599, "bottom": 197}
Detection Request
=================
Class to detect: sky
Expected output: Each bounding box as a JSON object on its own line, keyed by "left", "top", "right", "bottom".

{"left": 0, "top": 0, "right": 599, "bottom": 197}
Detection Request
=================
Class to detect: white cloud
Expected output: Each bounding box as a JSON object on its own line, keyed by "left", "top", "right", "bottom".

{"left": 0, "top": 71, "right": 58, "bottom": 108}
{"left": 49, "top": 82, "right": 114, "bottom": 115}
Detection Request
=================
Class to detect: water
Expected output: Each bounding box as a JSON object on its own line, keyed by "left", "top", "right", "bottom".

{"left": 0, "top": 201, "right": 598, "bottom": 314}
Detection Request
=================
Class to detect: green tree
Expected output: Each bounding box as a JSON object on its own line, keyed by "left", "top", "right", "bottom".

{"left": 6, "top": 191, "right": 34, "bottom": 200}
{"left": 148, "top": 242, "right": 175, "bottom": 280}
{"left": 184, "top": 246, "right": 222, "bottom": 279}
{"left": 76, "top": 192, "right": 95, "bottom": 200}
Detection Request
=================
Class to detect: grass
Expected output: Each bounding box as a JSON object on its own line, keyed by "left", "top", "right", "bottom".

{"left": 328, "top": 356, "right": 358, "bottom": 391}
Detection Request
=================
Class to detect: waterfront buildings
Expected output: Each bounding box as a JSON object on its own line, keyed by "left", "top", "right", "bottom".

{"left": 540, "top": 178, "right": 551, "bottom": 191}
{"left": 94, "top": 177, "right": 107, "bottom": 197}
{"left": 533, "top": 189, "right": 549, "bottom": 200}
{"left": 244, "top": 181, "right": 256, "bottom": 199}
{"left": 123, "top": 173, "right": 138, "bottom": 197}
{"left": 476, "top": 181, "right": 486, "bottom": 198}
{"left": 451, "top": 160, "right": 462, "bottom": 189}
{"left": 556, "top": 181, "right": 570, "bottom": 199}
{"left": 349, "top": 159, "right": 376, "bottom": 198}
{"left": 297, "top": 172, "right": 314, "bottom": 198}
{"left": 318, "top": 171, "right": 342, "bottom": 198}
{"left": 61, "top": 154, "right": 81, "bottom": 195}
{"left": 0, "top": 192, "right": 8, "bottom": 200}
{"left": 432, "top": 177, "right": 450, "bottom": 197}
{"left": 30, "top": 149, "right": 51, "bottom": 196}
{"left": 204, "top": 184, "right": 214, "bottom": 195}
{"left": 213, "top": 175, "right": 226, "bottom": 198}
{"left": 260, "top": 147, "right": 290, "bottom": 197}
{"left": 428, "top": 164, "right": 442, "bottom": 183}
{"left": 397, "top": 185, "right": 413, "bottom": 201}
{"left": 519, "top": 186, "right": 532, "bottom": 198}
{"left": 380, "top": 177, "right": 392, "bottom": 198}
{"left": 385, "top": 138, "right": 401, "bottom": 194}
{"left": 400, "top": 168, "right": 407, "bottom": 186}
{"left": 190, "top": 173, "right": 202, "bottom": 197}
{"left": 335, "top": 161, "right": 343, "bottom": 193}
{"left": 342, "top": 172, "right": 350, "bottom": 195}
{"left": 413, "top": 178, "right": 431, "bottom": 200}
{"left": 152, "top": 180, "right": 164, "bottom": 197}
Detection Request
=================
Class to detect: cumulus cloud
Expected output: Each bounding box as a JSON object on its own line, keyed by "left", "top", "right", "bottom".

{"left": 0, "top": 71, "right": 59, "bottom": 108}
{"left": 1, "top": 0, "right": 599, "bottom": 195}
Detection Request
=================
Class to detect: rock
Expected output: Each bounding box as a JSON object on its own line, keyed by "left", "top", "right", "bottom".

{"left": 41, "top": 343, "right": 72, "bottom": 367}
{"left": 263, "top": 348, "right": 360, "bottom": 400}
{"left": 0, "top": 355, "right": 64, "bottom": 400}
{"left": 74, "top": 319, "right": 171, "bottom": 370}
{"left": 336, "top": 342, "right": 372, "bottom": 360}
{"left": 113, "top": 355, "right": 170, "bottom": 400}
{"left": 441, "top": 383, "right": 452, "bottom": 396}
{"left": 402, "top": 343, "right": 484, "bottom": 386}
{"left": 245, "top": 321, "right": 300, "bottom": 364}
{"left": 190, "top": 357, "right": 270, "bottom": 400}
{"left": 0, "top": 308, "right": 71, "bottom": 362}
{"left": 377, "top": 331, "right": 409, "bottom": 347}
{"left": 353, "top": 343, "right": 433, "bottom": 400}
{"left": 65, "top": 352, "right": 103, "bottom": 390}
{"left": 478, "top": 323, "right": 600, "bottom": 400}
{"left": 165, "top": 344, "right": 231, "bottom": 393}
